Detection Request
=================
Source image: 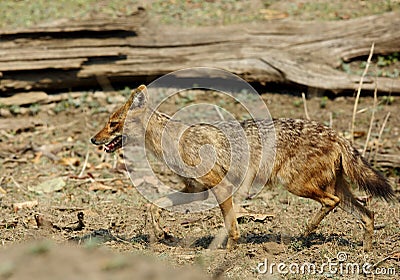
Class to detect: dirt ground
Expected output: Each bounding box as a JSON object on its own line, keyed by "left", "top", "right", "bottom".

{"left": 1, "top": 87, "right": 399, "bottom": 280}
{"left": 1, "top": 0, "right": 400, "bottom": 279}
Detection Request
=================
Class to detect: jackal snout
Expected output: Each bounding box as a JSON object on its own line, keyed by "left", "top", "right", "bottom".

{"left": 90, "top": 136, "right": 103, "bottom": 145}
{"left": 91, "top": 85, "right": 148, "bottom": 153}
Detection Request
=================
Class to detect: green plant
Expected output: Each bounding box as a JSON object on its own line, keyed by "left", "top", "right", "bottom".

{"left": 290, "top": 239, "right": 305, "bottom": 251}
{"left": 9, "top": 105, "right": 21, "bottom": 114}
{"left": 381, "top": 95, "right": 395, "bottom": 105}
{"left": 29, "top": 103, "right": 41, "bottom": 115}
{"left": 53, "top": 100, "right": 69, "bottom": 113}
{"left": 341, "top": 62, "right": 351, "bottom": 74}
{"left": 120, "top": 86, "right": 131, "bottom": 98}
{"left": 377, "top": 52, "right": 399, "bottom": 67}
{"left": 320, "top": 96, "right": 328, "bottom": 109}
{"left": 293, "top": 99, "right": 303, "bottom": 108}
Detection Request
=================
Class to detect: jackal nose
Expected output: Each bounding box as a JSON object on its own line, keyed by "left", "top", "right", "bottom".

{"left": 90, "top": 137, "right": 97, "bottom": 145}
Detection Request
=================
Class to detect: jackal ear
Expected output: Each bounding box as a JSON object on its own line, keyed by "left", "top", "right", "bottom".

{"left": 129, "top": 85, "right": 148, "bottom": 108}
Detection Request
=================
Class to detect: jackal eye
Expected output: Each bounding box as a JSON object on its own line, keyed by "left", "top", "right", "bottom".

{"left": 109, "top": 121, "right": 119, "bottom": 128}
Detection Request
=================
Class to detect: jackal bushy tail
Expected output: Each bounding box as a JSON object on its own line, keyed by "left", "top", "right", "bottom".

{"left": 340, "top": 142, "right": 395, "bottom": 201}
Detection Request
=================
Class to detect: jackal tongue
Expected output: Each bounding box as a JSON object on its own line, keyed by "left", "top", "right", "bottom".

{"left": 104, "top": 142, "right": 115, "bottom": 152}
{"left": 104, "top": 135, "right": 122, "bottom": 153}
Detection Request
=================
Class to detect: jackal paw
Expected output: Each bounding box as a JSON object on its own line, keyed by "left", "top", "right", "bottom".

{"left": 226, "top": 236, "right": 239, "bottom": 250}
{"left": 152, "top": 227, "right": 166, "bottom": 241}
{"left": 303, "top": 226, "right": 316, "bottom": 237}
{"left": 150, "top": 227, "right": 176, "bottom": 244}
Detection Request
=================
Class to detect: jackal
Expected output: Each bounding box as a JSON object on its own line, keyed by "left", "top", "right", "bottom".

{"left": 91, "top": 85, "right": 395, "bottom": 251}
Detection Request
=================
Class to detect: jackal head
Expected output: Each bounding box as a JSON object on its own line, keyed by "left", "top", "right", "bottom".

{"left": 90, "top": 85, "right": 148, "bottom": 153}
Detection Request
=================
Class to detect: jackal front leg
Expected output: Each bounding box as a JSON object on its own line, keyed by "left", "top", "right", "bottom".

{"left": 212, "top": 184, "right": 240, "bottom": 249}
{"left": 147, "top": 203, "right": 164, "bottom": 241}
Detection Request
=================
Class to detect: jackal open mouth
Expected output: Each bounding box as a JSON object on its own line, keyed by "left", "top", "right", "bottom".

{"left": 104, "top": 135, "right": 126, "bottom": 153}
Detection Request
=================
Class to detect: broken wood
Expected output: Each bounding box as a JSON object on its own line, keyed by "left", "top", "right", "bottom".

{"left": 0, "top": 10, "right": 400, "bottom": 95}
{"left": 372, "top": 154, "right": 400, "bottom": 168}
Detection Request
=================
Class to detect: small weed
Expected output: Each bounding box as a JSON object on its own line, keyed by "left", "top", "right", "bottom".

{"left": 381, "top": 95, "right": 395, "bottom": 105}
{"left": 80, "top": 92, "right": 89, "bottom": 103}
{"left": 320, "top": 96, "right": 329, "bottom": 109}
{"left": 87, "top": 100, "right": 100, "bottom": 109}
{"left": 341, "top": 62, "right": 353, "bottom": 74}
{"left": 83, "top": 237, "right": 102, "bottom": 249}
{"left": 341, "top": 53, "right": 400, "bottom": 78}
{"left": 53, "top": 94, "right": 86, "bottom": 113}
{"left": 53, "top": 100, "right": 69, "bottom": 113}
{"left": 359, "top": 61, "right": 367, "bottom": 69}
{"left": 120, "top": 86, "right": 131, "bottom": 98}
{"left": 290, "top": 239, "right": 305, "bottom": 251}
{"left": 293, "top": 99, "right": 303, "bottom": 108}
{"left": 175, "top": 92, "right": 195, "bottom": 106}
{"left": 377, "top": 53, "right": 399, "bottom": 67}
{"left": 9, "top": 105, "right": 21, "bottom": 114}
{"left": 29, "top": 103, "right": 41, "bottom": 115}
{"left": 106, "top": 96, "right": 114, "bottom": 104}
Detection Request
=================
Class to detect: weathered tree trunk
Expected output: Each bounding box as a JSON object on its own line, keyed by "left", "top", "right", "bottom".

{"left": 1, "top": 10, "right": 399, "bottom": 95}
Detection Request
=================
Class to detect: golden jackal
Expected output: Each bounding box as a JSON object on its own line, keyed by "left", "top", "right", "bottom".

{"left": 91, "top": 85, "right": 395, "bottom": 251}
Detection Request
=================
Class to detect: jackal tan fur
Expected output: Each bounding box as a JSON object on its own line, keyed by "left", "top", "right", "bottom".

{"left": 91, "top": 85, "right": 395, "bottom": 251}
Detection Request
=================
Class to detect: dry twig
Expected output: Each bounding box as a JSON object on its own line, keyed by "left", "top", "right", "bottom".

{"left": 372, "top": 112, "right": 391, "bottom": 163}
{"left": 350, "top": 42, "right": 374, "bottom": 143}
{"left": 362, "top": 85, "right": 378, "bottom": 157}
{"left": 78, "top": 149, "right": 89, "bottom": 178}
{"left": 301, "top": 92, "right": 310, "bottom": 120}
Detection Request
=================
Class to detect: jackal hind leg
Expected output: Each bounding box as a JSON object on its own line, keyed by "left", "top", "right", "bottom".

{"left": 146, "top": 186, "right": 209, "bottom": 242}
{"left": 302, "top": 188, "right": 340, "bottom": 237}
{"left": 342, "top": 197, "right": 374, "bottom": 251}
{"left": 336, "top": 175, "right": 374, "bottom": 251}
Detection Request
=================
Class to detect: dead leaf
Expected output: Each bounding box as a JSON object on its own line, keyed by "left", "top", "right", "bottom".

{"left": 391, "top": 252, "right": 400, "bottom": 260}
{"left": 0, "top": 186, "right": 6, "bottom": 194}
{"left": 88, "top": 181, "right": 114, "bottom": 191}
{"left": 13, "top": 200, "right": 38, "bottom": 212}
{"left": 95, "top": 162, "right": 112, "bottom": 169}
{"left": 28, "top": 177, "right": 66, "bottom": 194}
{"left": 353, "top": 131, "right": 366, "bottom": 139}
{"left": 32, "top": 152, "right": 43, "bottom": 164}
{"left": 58, "top": 157, "right": 80, "bottom": 167}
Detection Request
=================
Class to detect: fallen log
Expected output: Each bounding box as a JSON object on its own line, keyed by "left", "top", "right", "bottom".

{"left": 0, "top": 9, "right": 399, "bottom": 95}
